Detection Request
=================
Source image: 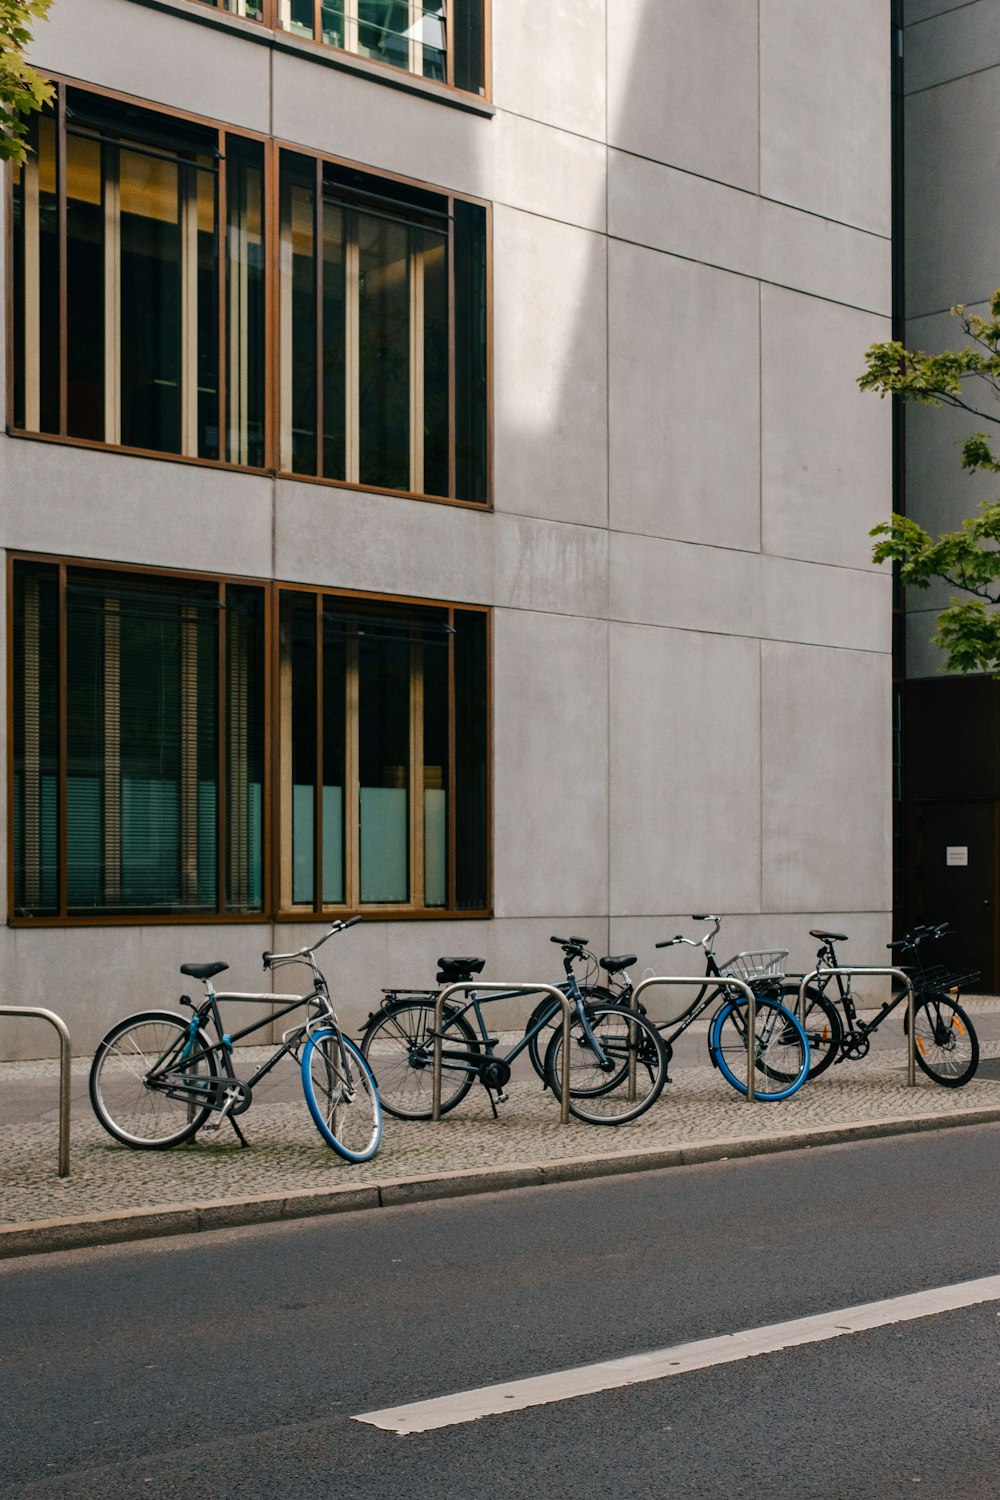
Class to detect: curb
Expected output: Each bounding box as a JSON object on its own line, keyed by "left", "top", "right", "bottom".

{"left": 4, "top": 1105, "right": 1000, "bottom": 1260}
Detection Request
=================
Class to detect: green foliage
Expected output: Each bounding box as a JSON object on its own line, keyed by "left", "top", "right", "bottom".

{"left": 862, "top": 293, "right": 1000, "bottom": 677}
{"left": 0, "top": 0, "right": 53, "bottom": 165}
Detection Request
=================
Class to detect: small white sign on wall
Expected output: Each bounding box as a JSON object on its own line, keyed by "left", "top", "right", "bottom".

{"left": 947, "top": 846, "right": 969, "bottom": 866}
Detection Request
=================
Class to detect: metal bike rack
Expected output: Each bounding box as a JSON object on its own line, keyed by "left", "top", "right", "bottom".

{"left": 630, "top": 975, "right": 761, "bottom": 1102}
{"left": 0, "top": 1006, "right": 72, "bottom": 1176}
{"left": 796, "top": 967, "right": 916, "bottom": 1085}
{"left": 431, "top": 982, "right": 573, "bottom": 1125}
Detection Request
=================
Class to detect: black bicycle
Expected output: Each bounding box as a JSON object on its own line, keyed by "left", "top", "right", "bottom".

{"left": 789, "top": 922, "right": 980, "bottom": 1087}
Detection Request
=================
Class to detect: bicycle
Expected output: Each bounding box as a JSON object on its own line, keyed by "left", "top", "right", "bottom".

{"left": 790, "top": 922, "right": 980, "bottom": 1087}
{"left": 586, "top": 916, "right": 811, "bottom": 1101}
{"left": 359, "top": 939, "right": 668, "bottom": 1125}
{"left": 89, "top": 917, "right": 383, "bottom": 1162}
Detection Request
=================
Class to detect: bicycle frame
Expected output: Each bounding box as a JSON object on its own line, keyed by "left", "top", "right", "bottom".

{"left": 431, "top": 980, "right": 576, "bottom": 1123}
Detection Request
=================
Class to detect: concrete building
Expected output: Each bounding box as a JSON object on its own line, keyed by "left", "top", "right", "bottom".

{"left": 2, "top": 0, "right": 894, "bottom": 1058}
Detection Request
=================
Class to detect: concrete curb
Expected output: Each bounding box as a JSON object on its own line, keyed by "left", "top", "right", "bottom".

{"left": 5, "top": 1104, "right": 1000, "bottom": 1259}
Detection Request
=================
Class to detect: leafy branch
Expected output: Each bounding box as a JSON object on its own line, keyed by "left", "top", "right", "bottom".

{"left": 0, "top": 0, "right": 53, "bottom": 165}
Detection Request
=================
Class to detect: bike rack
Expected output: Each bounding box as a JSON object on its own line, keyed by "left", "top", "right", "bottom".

{"left": 0, "top": 1006, "right": 72, "bottom": 1177}
{"left": 796, "top": 967, "right": 916, "bottom": 1085}
{"left": 630, "top": 975, "right": 761, "bottom": 1102}
{"left": 431, "top": 982, "right": 573, "bottom": 1124}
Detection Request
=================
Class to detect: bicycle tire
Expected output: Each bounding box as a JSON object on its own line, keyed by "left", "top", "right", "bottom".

{"left": 525, "top": 985, "right": 617, "bottom": 1082}
{"left": 89, "top": 1010, "right": 218, "bottom": 1149}
{"left": 302, "top": 1029, "right": 382, "bottom": 1161}
{"left": 543, "top": 1005, "right": 667, "bottom": 1124}
{"left": 905, "top": 991, "right": 979, "bottom": 1088}
{"left": 709, "top": 996, "right": 810, "bottom": 1100}
{"left": 780, "top": 981, "right": 842, "bottom": 1080}
{"left": 359, "top": 998, "right": 480, "bottom": 1119}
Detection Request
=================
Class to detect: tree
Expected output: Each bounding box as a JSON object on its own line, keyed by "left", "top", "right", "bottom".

{"left": 861, "top": 291, "right": 1000, "bottom": 677}
{"left": 0, "top": 0, "right": 52, "bottom": 165}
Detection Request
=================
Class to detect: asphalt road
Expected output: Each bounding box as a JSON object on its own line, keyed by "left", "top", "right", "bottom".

{"left": 3, "top": 1124, "right": 1000, "bottom": 1498}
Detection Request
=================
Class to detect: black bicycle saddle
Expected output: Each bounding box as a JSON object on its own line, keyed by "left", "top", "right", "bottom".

{"left": 600, "top": 954, "right": 637, "bottom": 975}
{"left": 179, "top": 961, "right": 229, "bottom": 980}
{"left": 809, "top": 930, "right": 847, "bottom": 943}
{"left": 436, "top": 956, "right": 486, "bottom": 983}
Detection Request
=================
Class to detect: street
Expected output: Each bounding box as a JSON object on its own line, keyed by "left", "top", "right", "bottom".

{"left": 2, "top": 1124, "right": 1000, "bottom": 1498}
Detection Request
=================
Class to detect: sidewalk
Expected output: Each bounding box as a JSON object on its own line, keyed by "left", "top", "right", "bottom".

{"left": 4, "top": 1004, "right": 1000, "bottom": 1257}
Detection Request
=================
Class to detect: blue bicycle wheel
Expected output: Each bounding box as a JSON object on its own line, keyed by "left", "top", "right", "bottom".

{"left": 709, "top": 997, "right": 810, "bottom": 1100}
{"left": 302, "top": 1029, "right": 382, "bottom": 1161}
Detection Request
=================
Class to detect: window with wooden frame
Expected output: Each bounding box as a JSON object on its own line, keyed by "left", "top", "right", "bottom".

{"left": 191, "top": 1, "right": 488, "bottom": 95}
{"left": 278, "top": 152, "right": 488, "bottom": 504}
{"left": 277, "top": 589, "right": 489, "bottom": 916}
{"left": 10, "top": 558, "right": 491, "bottom": 923}
{"left": 11, "top": 86, "right": 267, "bottom": 467}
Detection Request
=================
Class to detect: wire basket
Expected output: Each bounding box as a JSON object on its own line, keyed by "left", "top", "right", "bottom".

{"left": 718, "top": 949, "right": 789, "bottom": 984}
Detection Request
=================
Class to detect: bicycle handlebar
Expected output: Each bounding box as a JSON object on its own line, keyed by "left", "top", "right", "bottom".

{"left": 262, "top": 915, "right": 361, "bottom": 969}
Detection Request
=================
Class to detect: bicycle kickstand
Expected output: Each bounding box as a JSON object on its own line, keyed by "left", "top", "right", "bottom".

{"left": 228, "top": 1113, "right": 250, "bottom": 1148}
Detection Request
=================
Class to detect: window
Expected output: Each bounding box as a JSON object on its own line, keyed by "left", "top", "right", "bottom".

{"left": 279, "top": 153, "right": 488, "bottom": 502}
{"left": 193, "top": 0, "right": 487, "bottom": 94}
{"left": 10, "top": 558, "right": 490, "bottom": 922}
{"left": 12, "top": 89, "right": 267, "bottom": 466}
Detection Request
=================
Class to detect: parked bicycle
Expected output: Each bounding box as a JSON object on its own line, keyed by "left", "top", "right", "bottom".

{"left": 360, "top": 938, "right": 668, "bottom": 1125}
{"left": 583, "top": 916, "right": 812, "bottom": 1101}
{"left": 89, "top": 917, "right": 382, "bottom": 1162}
{"left": 789, "top": 922, "right": 980, "bottom": 1087}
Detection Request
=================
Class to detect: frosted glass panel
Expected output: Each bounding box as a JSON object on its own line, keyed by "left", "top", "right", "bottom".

{"left": 424, "top": 787, "right": 446, "bottom": 906}
{"left": 323, "top": 784, "right": 344, "bottom": 903}
{"left": 292, "top": 782, "right": 314, "bottom": 905}
{"left": 360, "top": 787, "right": 407, "bottom": 902}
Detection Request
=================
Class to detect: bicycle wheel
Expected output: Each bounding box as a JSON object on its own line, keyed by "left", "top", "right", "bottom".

{"left": 302, "top": 1029, "right": 382, "bottom": 1161}
{"left": 525, "top": 986, "right": 617, "bottom": 1082}
{"left": 543, "top": 1006, "right": 667, "bottom": 1124}
{"left": 780, "top": 981, "right": 842, "bottom": 1080}
{"left": 89, "top": 1010, "right": 218, "bottom": 1149}
{"left": 360, "top": 999, "right": 480, "bottom": 1119}
{"left": 906, "top": 992, "right": 979, "bottom": 1087}
{"left": 710, "top": 996, "right": 809, "bottom": 1100}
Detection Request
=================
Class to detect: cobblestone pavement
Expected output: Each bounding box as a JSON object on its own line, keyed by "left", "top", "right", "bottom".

{"left": 4, "top": 1010, "right": 1000, "bottom": 1227}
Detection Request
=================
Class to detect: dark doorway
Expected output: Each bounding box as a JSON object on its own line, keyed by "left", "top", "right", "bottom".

{"left": 913, "top": 800, "right": 998, "bottom": 991}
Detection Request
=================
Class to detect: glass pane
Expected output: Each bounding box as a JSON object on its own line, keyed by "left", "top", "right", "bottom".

{"left": 422, "top": 231, "right": 449, "bottom": 497}
{"left": 281, "top": 159, "right": 318, "bottom": 474}
{"left": 423, "top": 631, "right": 449, "bottom": 907}
{"left": 280, "top": 593, "right": 317, "bottom": 906}
{"left": 454, "top": 199, "right": 488, "bottom": 503}
{"left": 226, "top": 137, "right": 266, "bottom": 467}
{"left": 359, "top": 627, "right": 410, "bottom": 903}
{"left": 421, "top": 2, "right": 447, "bottom": 80}
{"left": 195, "top": 160, "right": 220, "bottom": 459}
{"left": 358, "top": 212, "right": 410, "bottom": 491}
{"left": 453, "top": 0, "right": 485, "bottom": 93}
{"left": 454, "top": 609, "right": 487, "bottom": 909}
{"left": 322, "top": 198, "right": 346, "bottom": 478}
{"left": 13, "top": 113, "right": 60, "bottom": 434}
{"left": 12, "top": 564, "right": 59, "bottom": 915}
{"left": 226, "top": 586, "right": 265, "bottom": 912}
{"left": 119, "top": 148, "right": 183, "bottom": 453}
{"left": 358, "top": 0, "right": 410, "bottom": 70}
{"left": 280, "top": 0, "right": 315, "bottom": 36}
{"left": 66, "top": 133, "right": 105, "bottom": 441}
{"left": 322, "top": 0, "right": 345, "bottom": 46}
{"left": 322, "top": 604, "right": 347, "bottom": 903}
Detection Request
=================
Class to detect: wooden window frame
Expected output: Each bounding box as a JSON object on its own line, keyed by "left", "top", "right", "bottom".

{"left": 6, "top": 75, "right": 493, "bottom": 513}
{"left": 7, "top": 551, "right": 493, "bottom": 927}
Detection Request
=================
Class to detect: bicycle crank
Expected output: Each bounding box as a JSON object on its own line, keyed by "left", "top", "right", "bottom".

{"left": 840, "top": 1032, "right": 870, "bottom": 1060}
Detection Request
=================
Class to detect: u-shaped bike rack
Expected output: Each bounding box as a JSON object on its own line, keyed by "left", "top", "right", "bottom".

{"left": 0, "top": 1006, "right": 72, "bottom": 1177}
{"left": 630, "top": 974, "right": 760, "bottom": 1102}
{"left": 796, "top": 966, "right": 917, "bottom": 1085}
{"left": 431, "top": 981, "right": 574, "bottom": 1124}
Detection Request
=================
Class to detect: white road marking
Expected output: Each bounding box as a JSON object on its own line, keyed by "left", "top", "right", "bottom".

{"left": 354, "top": 1272, "right": 1000, "bottom": 1434}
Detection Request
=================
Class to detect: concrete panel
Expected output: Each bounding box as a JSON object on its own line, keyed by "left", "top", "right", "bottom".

{"left": 0, "top": 437, "right": 274, "bottom": 580}
{"left": 30, "top": 0, "right": 271, "bottom": 134}
{"left": 906, "top": 0, "right": 978, "bottom": 25}
{"left": 494, "top": 514, "right": 608, "bottom": 617}
{"left": 493, "top": 210, "right": 608, "bottom": 528}
{"left": 608, "top": 151, "right": 892, "bottom": 316}
{"left": 607, "top": 0, "right": 758, "bottom": 191}
{"left": 760, "top": 0, "right": 892, "bottom": 236}
{"left": 272, "top": 52, "right": 607, "bottom": 233}
{"left": 761, "top": 287, "right": 892, "bottom": 570}
{"left": 609, "top": 624, "right": 761, "bottom": 916}
{"left": 610, "top": 533, "right": 891, "bottom": 653}
{"left": 492, "top": 611, "right": 609, "bottom": 918}
{"left": 761, "top": 641, "right": 892, "bottom": 912}
{"left": 608, "top": 244, "right": 760, "bottom": 548}
{"left": 492, "top": 0, "right": 606, "bottom": 142}
{"left": 905, "top": 74, "right": 1000, "bottom": 317}
{"left": 905, "top": 1, "right": 1000, "bottom": 94}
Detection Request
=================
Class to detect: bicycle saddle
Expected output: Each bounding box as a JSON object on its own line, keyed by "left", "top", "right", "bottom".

{"left": 809, "top": 930, "right": 847, "bottom": 942}
{"left": 179, "top": 961, "right": 229, "bottom": 980}
{"left": 600, "top": 954, "right": 637, "bottom": 975}
{"left": 436, "top": 956, "right": 485, "bottom": 983}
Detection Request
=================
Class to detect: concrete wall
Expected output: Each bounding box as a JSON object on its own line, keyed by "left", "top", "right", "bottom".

{"left": 1, "top": 0, "right": 894, "bottom": 1055}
